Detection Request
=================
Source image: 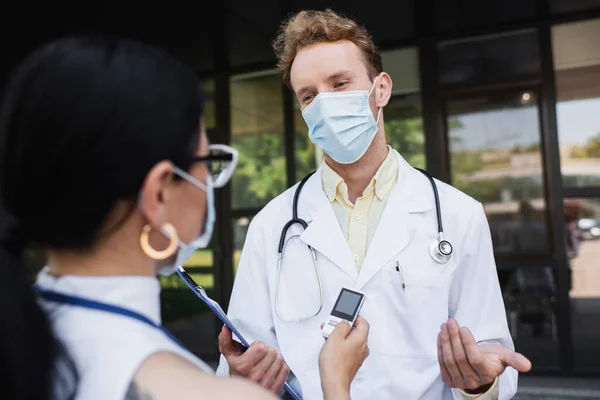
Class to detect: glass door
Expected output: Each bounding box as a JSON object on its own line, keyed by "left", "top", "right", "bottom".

{"left": 444, "top": 88, "right": 560, "bottom": 370}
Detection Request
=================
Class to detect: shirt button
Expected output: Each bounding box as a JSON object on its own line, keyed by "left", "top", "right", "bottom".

{"left": 353, "top": 255, "right": 360, "bottom": 262}
{"left": 355, "top": 213, "right": 362, "bottom": 221}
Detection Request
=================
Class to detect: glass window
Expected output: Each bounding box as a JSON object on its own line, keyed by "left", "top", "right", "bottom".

{"left": 201, "top": 80, "right": 216, "bottom": 130}
{"left": 551, "top": 0, "right": 600, "bottom": 14}
{"left": 563, "top": 197, "right": 600, "bottom": 372}
{"left": 435, "top": 0, "right": 537, "bottom": 33}
{"left": 553, "top": 19, "right": 600, "bottom": 187}
{"left": 294, "top": 103, "right": 322, "bottom": 181}
{"left": 501, "top": 264, "right": 560, "bottom": 369}
{"left": 439, "top": 30, "right": 541, "bottom": 88}
{"left": 230, "top": 71, "right": 286, "bottom": 209}
{"left": 160, "top": 248, "right": 217, "bottom": 357}
{"left": 233, "top": 215, "right": 255, "bottom": 275}
{"left": 385, "top": 94, "right": 426, "bottom": 169}
{"left": 161, "top": 247, "right": 215, "bottom": 326}
{"left": 447, "top": 90, "right": 550, "bottom": 256}
{"left": 382, "top": 48, "right": 420, "bottom": 94}
{"left": 160, "top": 270, "right": 218, "bottom": 358}
{"left": 382, "top": 48, "right": 425, "bottom": 168}
{"left": 24, "top": 247, "right": 47, "bottom": 281}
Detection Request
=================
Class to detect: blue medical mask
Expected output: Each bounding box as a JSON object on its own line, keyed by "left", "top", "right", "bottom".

{"left": 302, "top": 77, "right": 382, "bottom": 164}
{"left": 155, "top": 167, "right": 216, "bottom": 277}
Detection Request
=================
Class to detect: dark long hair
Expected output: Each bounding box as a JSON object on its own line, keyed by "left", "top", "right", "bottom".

{"left": 0, "top": 37, "right": 204, "bottom": 399}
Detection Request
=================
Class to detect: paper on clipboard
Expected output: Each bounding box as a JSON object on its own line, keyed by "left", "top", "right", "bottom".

{"left": 197, "top": 287, "right": 247, "bottom": 345}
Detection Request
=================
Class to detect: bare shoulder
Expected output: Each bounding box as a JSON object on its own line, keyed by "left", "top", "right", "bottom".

{"left": 128, "top": 352, "right": 277, "bottom": 400}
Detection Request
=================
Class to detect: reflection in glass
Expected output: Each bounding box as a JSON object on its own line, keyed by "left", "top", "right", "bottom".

{"left": 438, "top": 30, "right": 540, "bottom": 88}
{"left": 550, "top": 0, "right": 600, "bottom": 14}
{"left": 434, "top": 0, "right": 537, "bottom": 34}
{"left": 294, "top": 104, "right": 322, "bottom": 181}
{"left": 502, "top": 264, "right": 560, "bottom": 369}
{"left": 230, "top": 72, "right": 286, "bottom": 209}
{"left": 564, "top": 198, "right": 600, "bottom": 372}
{"left": 233, "top": 215, "right": 255, "bottom": 275}
{"left": 385, "top": 94, "right": 426, "bottom": 169}
{"left": 447, "top": 91, "right": 549, "bottom": 256}
{"left": 161, "top": 270, "right": 218, "bottom": 358}
{"left": 183, "top": 250, "right": 213, "bottom": 268}
{"left": 552, "top": 19, "right": 600, "bottom": 187}
{"left": 201, "top": 80, "right": 216, "bottom": 130}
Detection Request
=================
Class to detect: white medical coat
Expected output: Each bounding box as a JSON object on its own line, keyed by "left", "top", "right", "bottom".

{"left": 217, "top": 151, "right": 518, "bottom": 400}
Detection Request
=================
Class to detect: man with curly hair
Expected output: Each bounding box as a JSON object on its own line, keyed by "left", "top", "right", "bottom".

{"left": 217, "top": 9, "right": 531, "bottom": 400}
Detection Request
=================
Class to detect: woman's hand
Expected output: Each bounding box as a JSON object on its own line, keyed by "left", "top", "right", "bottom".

{"left": 318, "top": 316, "right": 370, "bottom": 400}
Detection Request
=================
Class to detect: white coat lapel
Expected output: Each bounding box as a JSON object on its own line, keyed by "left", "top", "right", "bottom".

{"left": 298, "top": 169, "right": 359, "bottom": 282}
{"left": 355, "top": 152, "right": 433, "bottom": 289}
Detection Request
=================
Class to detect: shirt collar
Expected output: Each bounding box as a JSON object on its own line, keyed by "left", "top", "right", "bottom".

{"left": 321, "top": 160, "right": 345, "bottom": 202}
{"left": 321, "top": 146, "right": 398, "bottom": 202}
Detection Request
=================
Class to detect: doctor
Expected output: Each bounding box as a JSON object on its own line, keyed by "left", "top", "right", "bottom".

{"left": 217, "top": 8, "right": 531, "bottom": 400}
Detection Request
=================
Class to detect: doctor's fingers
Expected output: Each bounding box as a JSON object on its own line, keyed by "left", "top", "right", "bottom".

{"left": 459, "top": 326, "right": 487, "bottom": 377}
{"left": 328, "top": 321, "right": 353, "bottom": 342}
{"left": 440, "top": 323, "right": 466, "bottom": 388}
{"left": 502, "top": 348, "right": 532, "bottom": 373}
{"left": 352, "top": 316, "right": 370, "bottom": 335}
{"left": 438, "top": 333, "right": 453, "bottom": 387}
{"left": 248, "top": 346, "right": 280, "bottom": 382}
{"left": 261, "top": 356, "right": 290, "bottom": 393}
{"left": 218, "top": 326, "right": 242, "bottom": 357}
{"left": 230, "top": 342, "right": 270, "bottom": 376}
{"left": 271, "top": 362, "right": 291, "bottom": 393}
{"left": 347, "top": 317, "right": 370, "bottom": 348}
{"left": 447, "top": 320, "right": 480, "bottom": 389}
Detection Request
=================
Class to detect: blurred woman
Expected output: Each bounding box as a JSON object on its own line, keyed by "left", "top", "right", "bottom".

{"left": 0, "top": 36, "right": 368, "bottom": 400}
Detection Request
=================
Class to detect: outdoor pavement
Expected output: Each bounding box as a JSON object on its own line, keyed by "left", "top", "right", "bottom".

{"left": 515, "top": 376, "right": 600, "bottom": 399}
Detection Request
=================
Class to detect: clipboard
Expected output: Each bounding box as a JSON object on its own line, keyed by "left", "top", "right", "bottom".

{"left": 176, "top": 267, "right": 303, "bottom": 400}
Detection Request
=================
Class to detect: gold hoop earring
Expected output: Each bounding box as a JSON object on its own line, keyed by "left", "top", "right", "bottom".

{"left": 140, "top": 223, "right": 178, "bottom": 260}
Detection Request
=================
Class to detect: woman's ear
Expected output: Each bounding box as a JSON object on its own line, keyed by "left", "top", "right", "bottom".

{"left": 138, "top": 160, "right": 176, "bottom": 230}
{"left": 376, "top": 72, "right": 393, "bottom": 108}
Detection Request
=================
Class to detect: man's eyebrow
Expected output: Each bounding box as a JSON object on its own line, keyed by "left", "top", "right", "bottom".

{"left": 297, "top": 85, "right": 314, "bottom": 98}
{"left": 327, "top": 70, "right": 354, "bottom": 81}
{"left": 295, "top": 70, "right": 354, "bottom": 97}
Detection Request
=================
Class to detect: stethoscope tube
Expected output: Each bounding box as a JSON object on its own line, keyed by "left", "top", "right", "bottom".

{"left": 277, "top": 172, "right": 314, "bottom": 253}
{"left": 414, "top": 168, "right": 453, "bottom": 263}
{"left": 276, "top": 171, "right": 324, "bottom": 323}
{"left": 414, "top": 168, "right": 443, "bottom": 234}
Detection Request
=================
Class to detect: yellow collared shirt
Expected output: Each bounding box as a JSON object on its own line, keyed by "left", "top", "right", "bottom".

{"left": 321, "top": 146, "right": 398, "bottom": 271}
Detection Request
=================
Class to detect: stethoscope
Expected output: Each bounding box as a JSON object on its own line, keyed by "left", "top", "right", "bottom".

{"left": 274, "top": 168, "right": 453, "bottom": 323}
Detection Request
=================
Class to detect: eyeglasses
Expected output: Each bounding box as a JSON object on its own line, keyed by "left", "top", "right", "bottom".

{"left": 192, "top": 144, "right": 239, "bottom": 189}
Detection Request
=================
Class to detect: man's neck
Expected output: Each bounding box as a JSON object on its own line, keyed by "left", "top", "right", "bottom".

{"left": 326, "top": 138, "right": 389, "bottom": 203}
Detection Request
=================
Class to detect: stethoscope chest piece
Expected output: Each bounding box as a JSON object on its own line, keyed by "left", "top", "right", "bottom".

{"left": 429, "top": 238, "right": 453, "bottom": 264}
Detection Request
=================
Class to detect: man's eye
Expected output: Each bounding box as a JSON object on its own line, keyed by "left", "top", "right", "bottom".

{"left": 303, "top": 95, "right": 314, "bottom": 104}
{"left": 334, "top": 81, "right": 348, "bottom": 88}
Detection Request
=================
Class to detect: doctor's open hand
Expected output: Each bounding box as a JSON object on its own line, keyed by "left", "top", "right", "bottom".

{"left": 218, "top": 325, "right": 290, "bottom": 393}
{"left": 319, "top": 316, "right": 370, "bottom": 400}
{"left": 438, "top": 318, "right": 532, "bottom": 394}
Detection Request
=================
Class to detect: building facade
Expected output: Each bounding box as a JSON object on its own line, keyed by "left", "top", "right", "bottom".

{"left": 5, "top": 0, "right": 600, "bottom": 377}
